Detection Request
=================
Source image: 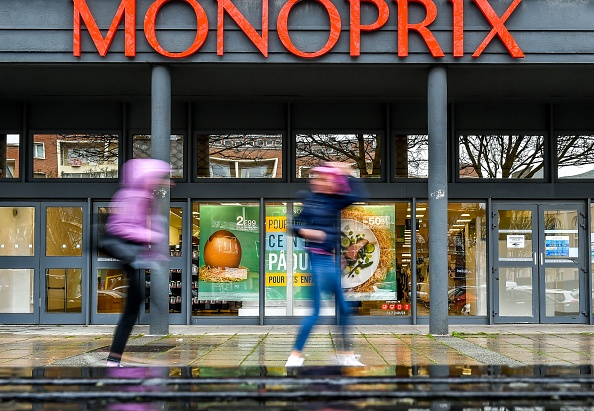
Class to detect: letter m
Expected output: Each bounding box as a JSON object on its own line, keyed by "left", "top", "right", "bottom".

{"left": 73, "top": 0, "right": 136, "bottom": 57}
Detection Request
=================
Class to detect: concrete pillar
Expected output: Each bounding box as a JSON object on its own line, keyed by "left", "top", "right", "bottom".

{"left": 150, "top": 65, "right": 171, "bottom": 335}
{"left": 427, "top": 66, "right": 448, "bottom": 335}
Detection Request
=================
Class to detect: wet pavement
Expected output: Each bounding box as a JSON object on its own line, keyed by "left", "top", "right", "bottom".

{"left": 0, "top": 323, "right": 591, "bottom": 368}
{"left": 1, "top": 324, "right": 594, "bottom": 409}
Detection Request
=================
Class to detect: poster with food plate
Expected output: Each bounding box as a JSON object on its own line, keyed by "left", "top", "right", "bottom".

{"left": 341, "top": 205, "right": 396, "bottom": 299}
{"left": 198, "top": 205, "right": 260, "bottom": 301}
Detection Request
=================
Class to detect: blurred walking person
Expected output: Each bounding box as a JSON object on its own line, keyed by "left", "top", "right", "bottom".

{"left": 101, "top": 159, "right": 171, "bottom": 367}
{"left": 286, "top": 162, "right": 367, "bottom": 367}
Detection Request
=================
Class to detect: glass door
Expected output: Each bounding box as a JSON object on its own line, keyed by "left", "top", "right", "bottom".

{"left": 0, "top": 204, "right": 39, "bottom": 323}
{"left": 40, "top": 202, "right": 88, "bottom": 324}
{"left": 493, "top": 203, "right": 586, "bottom": 323}
{"left": 140, "top": 203, "right": 188, "bottom": 325}
{"left": 92, "top": 203, "right": 189, "bottom": 325}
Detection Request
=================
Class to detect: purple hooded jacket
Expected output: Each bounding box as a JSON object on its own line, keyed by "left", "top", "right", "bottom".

{"left": 106, "top": 159, "right": 171, "bottom": 244}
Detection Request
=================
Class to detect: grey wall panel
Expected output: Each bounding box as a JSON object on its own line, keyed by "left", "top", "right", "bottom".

{"left": 28, "top": 101, "right": 122, "bottom": 130}
{"left": 127, "top": 101, "right": 150, "bottom": 130}
{"left": 0, "top": 102, "right": 23, "bottom": 130}
{"left": 390, "top": 102, "right": 427, "bottom": 131}
{"left": 554, "top": 104, "right": 594, "bottom": 131}
{"left": 291, "top": 102, "right": 384, "bottom": 130}
{"left": 455, "top": 102, "right": 548, "bottom": 132}
{"left": 193, "top": 101, "right": 286, "bottom": 130}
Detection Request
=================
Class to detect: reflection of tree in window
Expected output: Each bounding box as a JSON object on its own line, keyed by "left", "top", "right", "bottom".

{"left": 196, "top": 134, "right": 282, "bottom": 178}
{"left": 33, "top": 134, "right": 119, "bottom": 179}
{"left": 394, "top": 135, "right": 428, "bottom": 178}
{"left": 459, "top": 135, "right": 544, "bottom": 179}
{"left": 557, "top": 135, "right": 594, "bottom": 178}
{"left": 296, "top": 133, "right": 380, "bottom": 178}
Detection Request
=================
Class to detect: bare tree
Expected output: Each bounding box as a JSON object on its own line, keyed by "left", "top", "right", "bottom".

{"left": 459, "top": 135, "right": 545, "bottom": 179}
{"left": 296, "top": 133, "right": 380, "bottom": 177}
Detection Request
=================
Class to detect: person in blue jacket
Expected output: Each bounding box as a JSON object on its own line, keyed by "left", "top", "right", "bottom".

{"left": 285, "top": 162, "right": 368, "bottom": 367}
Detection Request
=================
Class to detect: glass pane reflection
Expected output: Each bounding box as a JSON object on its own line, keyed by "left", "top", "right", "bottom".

{"left": 459, "top": 135, "right": 544, "bottom": 179}
{"left": 296, "top": 133, "right": 381, "bottom": 178}
{"left": 0, "top": 207, "right": 35, "bottom": 256}
{"left": 97, "top": 269, "right": 128, "bottom": 314}
{"left": 46, "top": 207, "right": 83, "bottom": 256}
{"left": 0, "top": 134, "right": 19, "bottom": 179}
{"left": 46, "top": 268, "right": 82, "bottom": 313}
{"left": 0, "top": 269, "right": 34, "bottom": 313}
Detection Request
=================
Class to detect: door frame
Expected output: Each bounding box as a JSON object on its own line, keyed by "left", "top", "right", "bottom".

{"left": 492, "top": 202, "right": 587, "bottom": 324}
{"left": 39, "top": 201, "right": 89, "bottom": 324}
{"left": 0, "top": 202, "right": 41, "bottom": 324}
{"left": 92, "top": 202, "right": 190, "bottom": 325}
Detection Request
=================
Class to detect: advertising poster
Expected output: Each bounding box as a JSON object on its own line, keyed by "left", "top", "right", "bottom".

{"left": 341, "top": 205, "right": 396, "bottom": 301}
{"left": 265, "top": 206, "right": 288, "bottom": 301}
{"left": 266, "top": 205, "right": 314, "bottom": 301}
{"left": 198, "top": 205, "right": 260, "bottom": 301}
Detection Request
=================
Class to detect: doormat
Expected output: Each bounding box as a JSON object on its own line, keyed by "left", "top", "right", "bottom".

{"left": 93, "top": 345, "right": 176, "bottom": 353}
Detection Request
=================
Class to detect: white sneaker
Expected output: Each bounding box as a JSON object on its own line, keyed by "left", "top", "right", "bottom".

{"left": 336, "top": 354, "right": 365, "bottom": 366}
{"left": 285, "top": 355, "right": 304, "bottom": 367}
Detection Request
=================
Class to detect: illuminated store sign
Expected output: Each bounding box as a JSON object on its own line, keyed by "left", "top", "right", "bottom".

{"left": 73, "top": 0, "right": 524, "bottom": 59}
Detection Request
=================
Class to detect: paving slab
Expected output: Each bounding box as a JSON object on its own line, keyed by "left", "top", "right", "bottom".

{"left": 0, "top": 325, "right": 590, "bottom": 367}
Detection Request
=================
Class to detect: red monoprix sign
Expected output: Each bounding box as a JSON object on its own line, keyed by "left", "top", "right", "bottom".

{"left": 72, "top": 0, "right": 524, "bottom": 59}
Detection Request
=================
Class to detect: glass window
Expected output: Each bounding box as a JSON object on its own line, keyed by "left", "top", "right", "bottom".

{"left": 458, "top": 135, "right": 544, "bottom": 179}
{"left": 133, "top": 134, "right": 184, "bottom": 179}
{"left": 296, "top": 133, "right": 381, "bottom": 178}
{"left": 263, "top": 202, "right": 335, "bottom": 316}
{"left": 195, "top": 134, "right": 282, "bottom": 179}
{"left": 0, "top": 269, "right": 34, "bottom": 313}
{"left": 33, "top": 134, "right": 119, "bottom": 179}
{"left": 191, "top": 202, "right": 260, "bottom": 316}
{"left": 145, "top": 269, "right": 183, "bottom": 314}
{"left": 46, "top": 207, "right": 83, "bottom": 257}
{"left": 0, "top": 207, "right": 35, "bottom": 256}
{"left": 97, "top": 268, "right": 127, "bottom": 314}
{"left": 264, "top": 202, "right": 409, "bottom": 317}
{"left": 447, "top": 203, "right": 488, "bottom": 316}
{"left": 342, "top": 203, "right": 405, "bottom": 317}
{"left": 414, "top": 202, "right": 487, "bottom": 317}
{"left": 557, "top": 135, "right": 594, "bottom": 179}
{"left": 144, "top": 207, "right": 184, "bottom": 315}
{"left": 0, "top": 134, "right": 19, "bottom": 179}
{"left": 33, "top": 142, "right": 45, "bottom": 159}
{"left": 394, "top": 134, "right": 428, "bottom": 178}
{"left": 46, "top": 268, "right": 82, "bottom": 313}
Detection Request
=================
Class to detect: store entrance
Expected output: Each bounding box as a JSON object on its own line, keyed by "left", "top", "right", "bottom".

{"left": 492, "top": 203, "right": 587, "bottom": 324}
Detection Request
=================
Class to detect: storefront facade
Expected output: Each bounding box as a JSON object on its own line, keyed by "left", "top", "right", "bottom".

{"left": 1, "top": 0, "right": 594, "bottom": 327}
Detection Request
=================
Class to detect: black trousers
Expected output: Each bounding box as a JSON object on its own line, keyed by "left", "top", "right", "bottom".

{"left": 108, "top": 262, "right": 143, "bottom": 361}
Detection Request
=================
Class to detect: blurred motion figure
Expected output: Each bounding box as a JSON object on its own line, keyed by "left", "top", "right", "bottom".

{"left": 102, "top": 159, "right": 171, "bottom": 367}
{"left": 286, "top": 162, "right": 367, "bottom": 367}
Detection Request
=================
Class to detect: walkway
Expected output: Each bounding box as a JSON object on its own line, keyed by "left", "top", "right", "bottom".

{"left": 0, "top": 324, "right": 591, "bottom": 367}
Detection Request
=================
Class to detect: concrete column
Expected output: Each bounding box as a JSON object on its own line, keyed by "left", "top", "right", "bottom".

{"left": 150, "top": 65, "right": 171, "bottom": 335}
{"left": 427, "top": 66, "right": 448, "bottom": 335}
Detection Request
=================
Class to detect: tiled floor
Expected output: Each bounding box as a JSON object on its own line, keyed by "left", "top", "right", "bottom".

{"left": 0, "top": 324, "right": 591, "bottom": 367}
